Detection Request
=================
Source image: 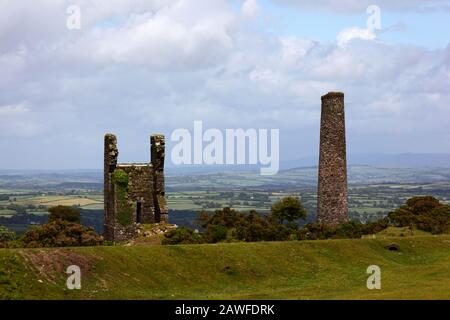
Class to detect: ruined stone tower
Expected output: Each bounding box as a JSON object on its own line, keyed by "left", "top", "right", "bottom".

{"left": 104, "top": 133, "right": 168, "bottom": 242}
{"left": 317, "top": 92, "right": 349, "bottom": 225}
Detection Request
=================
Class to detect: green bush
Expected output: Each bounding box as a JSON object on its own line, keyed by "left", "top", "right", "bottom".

{"left": 234, "top": 212, "right": 292, "bottom": 242}
{"left": 48, "top": 205, "right": 81, "bottom": 223}
{"left": 197, "top": 208, "right": 294, "bottom": 243}
{"left": 270, "top": 196, "right": 307, "bottom": 224}
{"left": 0, "top": 226, "right": 16, "bottom": 243}
{"left": 20, "top": 220, "right": 103, "bottom": 248}
{"left": 162, "top": 227, "right": 203, "bottom": 245}
{"left": 203, "top": 225, "right": 228, "bottom": 243}
{"left": 388, "top": 196, "right": 450, "bottom": 234}
{"left": 297, "top": 223, "right": 335, "bottom": 240}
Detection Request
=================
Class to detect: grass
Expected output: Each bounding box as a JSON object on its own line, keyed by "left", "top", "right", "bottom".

{"left": 0, "top": 235, "right": 449, "bottom": 300}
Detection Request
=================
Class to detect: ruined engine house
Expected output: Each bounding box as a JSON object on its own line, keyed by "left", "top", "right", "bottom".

{"left": 104, "top": 133, "right": 168, "bottom": 241}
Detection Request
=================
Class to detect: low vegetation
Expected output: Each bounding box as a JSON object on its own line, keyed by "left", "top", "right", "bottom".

{"left": 0, "top": 206, "right": 103, "bottom": 248}
{"left": 19, "top": 220, "right": 103, "bottom": 248}
{"left": 0, "top": 196, "right": 448, "bottom": 248}
{"left": 388, "top": 196, "right": 450, "bottom": 234}
{"left": 0, "top": 226, "right": 16, "bottom": 247}
{"left": 163, "top": 196, "right": 449, "bottom": 245}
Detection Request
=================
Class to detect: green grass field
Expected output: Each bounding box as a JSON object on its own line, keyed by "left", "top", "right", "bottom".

{"left": 1, "top": 235, "right": 449, "bottom": 300}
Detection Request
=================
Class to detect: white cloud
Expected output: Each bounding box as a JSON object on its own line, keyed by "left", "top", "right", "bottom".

{"left": 242, "top": 0, "right": 260, "bottom": 18}
{"left": 0, "top": 103, "right": 44, "bottom": 137}
{"left": 0, "top": 0, "right": 449, "bottom": 168}
{"left": 273, "top": 0, "right": 450, "bottom": 14}
{"left": 337, "top": 27, "right": 376, "bottom": 47}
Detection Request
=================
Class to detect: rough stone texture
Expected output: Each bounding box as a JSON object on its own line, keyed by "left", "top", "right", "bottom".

{"left": 104, "top": 133, "right": 168, "bottom": 242}
{"left": 317, "top": 92, "right": 349, "bottom": 226}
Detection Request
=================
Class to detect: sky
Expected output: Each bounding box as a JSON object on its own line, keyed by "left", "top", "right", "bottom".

{"left": 0, "top": 0, "right": 449, "bottom": 169}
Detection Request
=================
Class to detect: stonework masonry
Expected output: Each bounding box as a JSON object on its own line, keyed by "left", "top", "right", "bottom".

{"left": 317, "top": 92, "right": 349, "bottom": 225}
{"left": 104, "top": 134, "right": 168, "bottom": 242}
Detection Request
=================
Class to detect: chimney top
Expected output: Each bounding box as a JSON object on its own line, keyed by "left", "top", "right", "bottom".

{"left": 321, "top": 92, "right": 344, "bottom": 100}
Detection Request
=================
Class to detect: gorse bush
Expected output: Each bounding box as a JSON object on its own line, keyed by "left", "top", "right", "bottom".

{"left": 162, "top": 196, "right": 450, "bottom": 245}
{"left": 0, "top": 226, "right": 16, "bottom": 243}
{"left": 388, "top": 196, "right": 450, "bottom": 234}
{"left": 20, "top": 219, "right": 103, "bottom": 248}
{"left": 234, "top": 211, "right": 292, "bottom": 242}
{"left": 298, "top": 218, "right": 390, "bottom": 240}
{"left": 162, "top": 227, "right": 203, "bottom": 245}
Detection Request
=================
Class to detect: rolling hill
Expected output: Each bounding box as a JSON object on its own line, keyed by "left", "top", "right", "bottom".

{"left": 1, "top": 234, "right": 449, "bottom": 300}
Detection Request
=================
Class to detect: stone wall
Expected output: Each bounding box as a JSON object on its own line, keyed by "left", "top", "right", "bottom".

{"left": 317, "top": 92, "right": 349, "bottom": 225}
{"left": 103, "top": 134, "right": 118, "bottom": 241}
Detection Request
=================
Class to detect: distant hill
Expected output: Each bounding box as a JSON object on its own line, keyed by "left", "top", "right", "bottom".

{"left": 280, "top": 153, "right": 450, "bottom": 170}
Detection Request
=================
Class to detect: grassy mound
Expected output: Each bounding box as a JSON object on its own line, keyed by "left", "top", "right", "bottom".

{"left": 0, "top": 235, "right": 449, "bottom": 300}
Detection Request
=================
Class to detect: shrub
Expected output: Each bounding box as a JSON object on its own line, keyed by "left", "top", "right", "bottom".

{"left": 270, "top": 196, "right": 307, "bottom": 224}
{"left": 0, "top": 226, "right": 16, "bottom": 243}
{"left": 388, "top": 196, "right": 450, "bottom": 234}
{"left": 162, "top": 227, "right": 203, "bottom": 245}
{"left": 203, "top": 225, "right": 228, "bottom": 243}
{"left": 20, "top": 220, "right": 103, "bottom": 248}
{"left": 297, "top": 223, "right": 335, "bottom": 240}
{"left": 334, "top": 221, "right": 366, "bottom": 239}
{"left": 197, "top": 208, "right": 295, "bottom": 243}
{"left": 234, "top": 212, "right": 292, "bottom": 242}
{"left": 363, "top": 217, "right": 390, "bottom": 234}
{"left": 48, "top": 205, "right": 81, "bottom": 223}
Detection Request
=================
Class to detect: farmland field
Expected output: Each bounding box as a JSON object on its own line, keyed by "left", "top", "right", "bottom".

{"left": 0, "top": 166, "right": 449, "bottom": 233}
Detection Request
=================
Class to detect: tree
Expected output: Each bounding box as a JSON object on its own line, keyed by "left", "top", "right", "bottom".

{"left": 388, "top": 196, "right": 450, "bottom": 234}
{"left": 270, "top": 196, "right": 307, "bottom": 224}
{"left": 48, "top": 205, "right": 81, "bottom": 223}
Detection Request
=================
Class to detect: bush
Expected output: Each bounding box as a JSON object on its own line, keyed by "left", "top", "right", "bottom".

{"left": 297, "top": 223, "right": 335, "bottom": 240}
{"left": 297, "top": 218, "right": 390, "bottom": 241}
{"left": 162, "top": 227, "right": 203, "bottom": 245}
{"left": 48, "top": 205, "right": 81, "bottom": 223}
{"left": 334, "top": 221, "right": 366, "bottom": 239}
{"left": 270, "top": 196, "right": 307, "bottom": 224}
{"left": 20, "top": 220, "right": 103, "bottom": 248}
{"left": 234, "top": 212, "right": 292, "bottom": 242}
{"left": 197, "top": 208, "right": 295, "bottom": 243}
{"left": 0, "top": 226, "right": 16, "bottom": 242}
{"left": 363, "top": 217, "right": 390, "bottom": 234}
{"left": 203, "top": 225, "right": 228, "bottom": 243}
{"left": 388, "top": 196, "right": 450, "bottom": 234}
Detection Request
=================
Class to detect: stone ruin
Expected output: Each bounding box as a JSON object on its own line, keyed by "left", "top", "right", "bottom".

{"left": 104, "top": 133, "right": 168, "bottom": 242}
{"left": 103, "top": 92, "right": 349, "bottom": 241}
{"left": 317, "top": 92, "right": 349, "bottom": 225}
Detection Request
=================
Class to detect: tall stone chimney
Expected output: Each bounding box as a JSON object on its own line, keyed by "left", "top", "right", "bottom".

{"left": 317, "top": 92, "right": 349, "bottom": 225}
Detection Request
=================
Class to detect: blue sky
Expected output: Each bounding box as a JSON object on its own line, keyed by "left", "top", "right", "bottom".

{"left": 0, "top": 0, "right": 449, "bottom": 169}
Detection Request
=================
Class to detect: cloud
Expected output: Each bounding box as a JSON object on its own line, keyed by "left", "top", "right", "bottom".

{"left": 0, "top": 0, "right": 449, "bottom": 168}
{"left": 0, "top": 103, "right": 44, "bottom": 137}
{"left": 273, "top": 0, "right": 450, "bottom": 14}
{"left": 242, "top": 0, "right": 260, "bottom": 18}
{"left": 337, "top": 27, "right": 376, "bottom": 47}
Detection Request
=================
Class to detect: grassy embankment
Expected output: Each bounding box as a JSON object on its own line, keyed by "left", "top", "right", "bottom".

{"left": 0, "top": 232, "right": 449, "bottom": 300}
